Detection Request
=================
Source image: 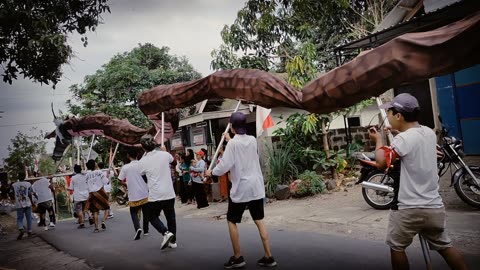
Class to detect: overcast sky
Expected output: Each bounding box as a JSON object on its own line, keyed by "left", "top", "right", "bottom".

{"left": 0, "top": 0, "right": 246, "bottom": 166}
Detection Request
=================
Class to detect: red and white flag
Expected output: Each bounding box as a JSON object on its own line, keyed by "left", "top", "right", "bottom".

{"left": 256, "top": 106, "right": 275, "bottom": 137}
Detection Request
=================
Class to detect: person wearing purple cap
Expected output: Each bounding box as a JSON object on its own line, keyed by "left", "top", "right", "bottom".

{"left": 206, "top": 112, "right": 276, "bottom": 269}
{"left": 369, "top": 93, "right": 468, "bottom": 270}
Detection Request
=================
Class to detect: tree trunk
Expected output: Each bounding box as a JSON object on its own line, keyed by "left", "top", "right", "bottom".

{"left": 322, "top": 121, "right": 337, "bottom": 180}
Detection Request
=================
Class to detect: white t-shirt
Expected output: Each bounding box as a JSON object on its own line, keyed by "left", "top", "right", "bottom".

{"left": 139, "top": 149, "right": 175, "bottom": 202}
{"left": 11, "top": 181, "right": 33, "bottom": 208}
{"left": 102, "top": 169, "right": 113, "bottom": 193}
{"left": 86, "top": 170, "right": 108, "bottom": 193}
{"left": 69, "top": 174, "right": 89, "bottom": 202}
{"left": 212, "top": 134, "right": 265, "bottom": 203}
{"left": 391, "top": 125, "right": 443, "bottom": 209}
{"left": 32, "top": 177, "right": 53, "bottom": 204}
{"left": 118, "top": 160, "right": 149, "bottom": 202}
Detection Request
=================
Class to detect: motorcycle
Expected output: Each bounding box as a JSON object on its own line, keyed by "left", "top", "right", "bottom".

{"left": 115, "top": 185, "right": 129, "bottom": 206}
{"left": 437, "top": 128, "right": 480, "bottom": 209}
{"left": 355, "top": 152, "right": 399, "bottom": 210}
{"left": 356, "top": 125, "right": 480, "bottom": 210}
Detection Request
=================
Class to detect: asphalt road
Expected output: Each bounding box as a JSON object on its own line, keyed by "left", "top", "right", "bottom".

{"left": 37, "top": 208, "right": 480, "bottom": 270}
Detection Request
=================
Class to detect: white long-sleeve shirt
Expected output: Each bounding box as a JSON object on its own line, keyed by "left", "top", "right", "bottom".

{"left": 212, "top": 134, "right": 265, "bottom": 203}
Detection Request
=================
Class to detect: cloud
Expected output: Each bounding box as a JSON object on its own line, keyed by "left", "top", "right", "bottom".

{"left": 0, "top": 0, "right": 246, "bottom": 165}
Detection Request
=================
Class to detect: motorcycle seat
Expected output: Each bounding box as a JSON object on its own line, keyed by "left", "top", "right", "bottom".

{"left": 353, "top": 152, "right": 376, "bottom": 161}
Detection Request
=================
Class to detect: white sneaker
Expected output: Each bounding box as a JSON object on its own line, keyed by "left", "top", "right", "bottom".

{"left": 44, "top": 226, "right": 48, "bottom": 231}
{"left": 134, "top": 229, "right": 142, "bottom": 241}
{"left": 168, "top": 242, "right": 177, "bottom": 249}
{"left": 161, "top": 231, "right": 174, "bottom": 250}
{"left": 49, "top": 222, "right": 55, "bottom": 228}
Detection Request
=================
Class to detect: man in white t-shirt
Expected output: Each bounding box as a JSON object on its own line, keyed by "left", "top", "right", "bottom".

{"left": 11, "top": 171, "right": 33, "bottom": 240}
{"left": 118, "top": 147, "right": 150, "bottom": 240}
{"left": 32, "top": 172, "right": 56, "bottom": 231}
{"left": 138, "top": 135, "right": 176, "bottom": 250}
{"left": 98, "top": 162, "right": 114, "bottom": 219}
{"left": 68, "top": 164, "right": 90, "bottom": 229}
{"left": 206, "top": 112, "right": 276, "bottom": 268}
{"left": 370, "top": 93, "right": 468, "bottom": 270}
{"left": 85, "top": 159, "right": 110, "bottom": 233}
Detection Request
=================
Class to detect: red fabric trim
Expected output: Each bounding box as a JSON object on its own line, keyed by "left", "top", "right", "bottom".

{"left": 380, "top": 146, "right": 399, "bottom": 170}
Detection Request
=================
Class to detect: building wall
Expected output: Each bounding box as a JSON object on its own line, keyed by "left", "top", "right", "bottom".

{"left": 435, "top": 64, "right": 480, "bottom": 155}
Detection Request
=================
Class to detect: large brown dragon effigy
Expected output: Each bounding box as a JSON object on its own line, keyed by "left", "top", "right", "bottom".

{"left": 49, "top": 11, "right": 480, "bottom": 160}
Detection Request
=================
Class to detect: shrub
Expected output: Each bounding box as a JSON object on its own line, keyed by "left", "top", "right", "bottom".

{"left": 266, "top": 144, "right": 298, "bottom": 192}
{"left": 294, "top": 170, "right": 326, "bottom": 197}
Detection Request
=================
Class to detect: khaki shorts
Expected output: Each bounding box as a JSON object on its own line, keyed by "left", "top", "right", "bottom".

{"left": 386, "top": 208, "right": 452, "bottom": 251}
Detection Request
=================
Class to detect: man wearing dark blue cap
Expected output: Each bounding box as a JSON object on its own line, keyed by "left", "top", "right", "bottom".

{"left": 206, "top": 112, "right": 276, "bottom": 269}
{"left": 369, "top": 93, "right": 468, "bottom": 270}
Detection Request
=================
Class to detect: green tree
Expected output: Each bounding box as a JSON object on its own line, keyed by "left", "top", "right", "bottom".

{"left": 0, "top": 0, "right": 110, "bottom": 86}
{"left": 67, "top": 43, "right": 202, "bottom": 162}
{"left": 3, "top": 128, "right": 47, "bottom": 181}
{"left": 211, "top": 0, "right": 397, "bottom": 72}
{"left": 39, "top": 158, "right": 56, "bottom": 176}
{"left": 212, "top": 0, "right": 382, "bottom": 180}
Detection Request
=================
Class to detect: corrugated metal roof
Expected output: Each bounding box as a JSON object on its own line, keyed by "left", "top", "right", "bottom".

{"left": 376, "top": 0, "right": 422, "bottom": 31}
{"left": 335, "top": 0, "right": 479, "bottom": 52}
{"left": 424, "top": 0, "right": 462, "bottom": 13}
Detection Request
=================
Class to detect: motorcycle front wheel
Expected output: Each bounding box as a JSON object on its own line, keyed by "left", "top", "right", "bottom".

{"left": 116, "top": 196, "right": 128, "bottom": 206}
{"left": 453, "top": 167, "right": 480, "bottom": 209}
{"left": 361, "top": 171, "right": 395, "bottom": 210}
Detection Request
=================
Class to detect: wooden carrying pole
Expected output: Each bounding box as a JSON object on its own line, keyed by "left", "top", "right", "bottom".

{"left": 108, "top": 142, "right": 120, "bottom": 176}
{"left": 87, "top": 134, "right": 96, "bottom": 160}
{"left": 161, "top": 112, "right": 165, "bottom": 147}
{"left": 207, "top": 100, "right": 242, "bottom": 171}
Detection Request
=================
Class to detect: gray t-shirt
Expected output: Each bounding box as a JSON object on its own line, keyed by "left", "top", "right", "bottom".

{"left": 32, "top": 177, "right": 53, "bottom": 203}
{"left": 11, "top": 181, "right": 33, "bottom": 208}
{"left": 391, "top": 126, "right": 443, "bottom": 209}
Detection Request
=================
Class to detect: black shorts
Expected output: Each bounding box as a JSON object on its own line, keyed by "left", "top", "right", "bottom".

{"left": 37, "top": 201, "right": 54, "bottom": 214}
{"left": 227, "top": 198, "right": 264, "bottom": 224}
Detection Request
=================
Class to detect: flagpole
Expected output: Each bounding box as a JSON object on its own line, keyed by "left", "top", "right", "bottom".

{"left": 207, "top": 100, "right": 242, "bottom": 171}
